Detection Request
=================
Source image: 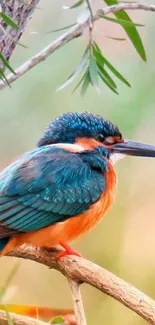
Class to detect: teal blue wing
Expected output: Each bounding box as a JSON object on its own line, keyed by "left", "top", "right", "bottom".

{"left": 0, "top": 146, "right": 105, "bottom": 236}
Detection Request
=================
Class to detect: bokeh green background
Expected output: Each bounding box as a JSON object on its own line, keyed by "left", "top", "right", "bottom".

{"left": 0, "top": 0, "right": 155, "bottom": 324}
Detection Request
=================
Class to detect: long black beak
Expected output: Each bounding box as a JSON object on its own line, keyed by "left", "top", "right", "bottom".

{"left": 113, "top": 139, "right": 155, "bottom": 157}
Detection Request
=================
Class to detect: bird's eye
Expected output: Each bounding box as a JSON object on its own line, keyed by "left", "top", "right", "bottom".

{"left": 96, "top": 134, "right": 105, "bottom": 142}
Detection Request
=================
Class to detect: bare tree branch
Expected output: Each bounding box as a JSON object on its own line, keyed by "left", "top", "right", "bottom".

{"left": 6, "top": 245, "right": 155, "bottom": 325}
{"left": 0, "top": 2, "right": 155, "bottom": 90}
{"left": 68, "top": 278, "right": 87, "bottom": 325}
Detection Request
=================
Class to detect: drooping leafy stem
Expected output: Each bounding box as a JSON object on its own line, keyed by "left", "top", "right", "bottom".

{"left": 56, "top": 0, "right": 146, "bottom": 95}
{"left": 84, "top": 0, "right": 100, "bottom": 93}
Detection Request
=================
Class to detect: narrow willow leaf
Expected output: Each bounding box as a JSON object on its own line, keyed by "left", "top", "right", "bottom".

{"left": 93, "top": 42, "right": 102, "bottom": 54}
{"left": 81, "top": 70, "right": 91, "bottom": 95}
{"left": 99, "top": 14, "right": 144, "bottom": 27}
{"left": 93, "top": 44, "right": 104, "bottom": 65}
{"left": 72, "top": 73, "right": 86, "bottom": 93}
{"left": 103, "top": 0, "right": 146, "bottom": 61}
{"left": 97, "top": 62, "right": 117, "bottom": 89}
{"left": 0, "top": 69, "right": 11, "bottom": 87}
{"left": 102, "top": 34, "right": 125, "bottom": 41}
{"left": 93, "top": 43, "right": 131, "bottom": 87}
{"left": 95, "top": 28, "right": 126, "bottom": 41}
{"left": 0, "top": 12, "right": 19, "bottom": 29}
{"left": 48, "top": 23, "right": 76, "bottom": 33}
{"left": 99, "top": 71, "right": 118, "bottom": 94}
{"left": 57, "top": 47, "right": 89, "bottom": 91}
{"left": 0, "top": 53, "right": 15, "bottom": 74}
{"left": 89, "top": 56, "right": 100, "bottom": 92}
{"left": 17, "top": 42, "right": 28, "bottom": 48}
{"left": 5, "top": 308, "right": 14, "bottom": 325}
{"left": 63, "top": 0, "right": 84, "bottom": 9}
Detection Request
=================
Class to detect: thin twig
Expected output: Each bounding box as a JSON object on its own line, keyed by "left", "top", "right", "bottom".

{"left": 0, "top": 2, "right": 155, "bottom": 90}
{"left": 6, "top": 245, "right": 155, "bottom": 325}
{"left": 68, "top": 278, "right": 87, "bottom": 325}
{"left": 85, "top": 0, "right": 93, "bottom": 53}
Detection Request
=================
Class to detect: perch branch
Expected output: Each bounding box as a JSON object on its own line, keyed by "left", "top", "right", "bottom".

{"left": 0, "top": 309, "right": 47, "bottom": 325}
{"left": 0, "top": 2, "right": 155, "bottom": 90}
{"left": 5, "top": 245, "right": 155, "bottom": 325}
{"left": 68, "top": 278, "right": 87, "bottom": 325}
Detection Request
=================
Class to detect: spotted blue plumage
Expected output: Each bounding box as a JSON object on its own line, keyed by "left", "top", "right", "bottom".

{"left": 0, "top": 146, "right": 107, "bottom": 236}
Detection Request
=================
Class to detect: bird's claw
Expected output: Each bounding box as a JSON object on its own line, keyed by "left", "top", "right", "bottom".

{"left": 56, "top": 242, "right": 82, "bottom": 260}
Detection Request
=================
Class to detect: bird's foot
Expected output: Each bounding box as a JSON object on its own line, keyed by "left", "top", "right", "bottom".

{"left": 57, "top": 242, "right": 82, "bottom": 260}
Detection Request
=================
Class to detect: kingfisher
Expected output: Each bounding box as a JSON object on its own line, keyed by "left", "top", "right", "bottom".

{"left": 0, "top": 112, "right": 155, "bottom": 259}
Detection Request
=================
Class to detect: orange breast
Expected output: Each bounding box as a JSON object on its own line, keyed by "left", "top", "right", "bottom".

{"left": 1, "top": 159, "right": 117, "bottom": 256}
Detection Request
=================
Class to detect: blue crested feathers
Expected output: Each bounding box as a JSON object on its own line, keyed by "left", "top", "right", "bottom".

{"left": 37, "top": 112, "right": 122, "bottom": 147}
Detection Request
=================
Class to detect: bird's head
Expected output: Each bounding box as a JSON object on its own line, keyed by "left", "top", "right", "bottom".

{"left": 37, "top": 112, "right": 155, "bottom": 162}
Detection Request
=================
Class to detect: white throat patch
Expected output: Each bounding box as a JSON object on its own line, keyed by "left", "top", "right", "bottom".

{"left": 110, "top": 153, "right": 125, "bottom": 165}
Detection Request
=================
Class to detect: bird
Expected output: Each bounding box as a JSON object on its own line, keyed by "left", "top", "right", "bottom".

{"left": 0, "top": 111, "right": 155, "bottom": 259}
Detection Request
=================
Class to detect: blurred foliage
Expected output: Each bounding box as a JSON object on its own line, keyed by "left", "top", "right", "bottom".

{"left": 0, "top": 1, "right": 155, "bottom": 325}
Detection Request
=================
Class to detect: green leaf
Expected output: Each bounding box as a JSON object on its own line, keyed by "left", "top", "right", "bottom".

{"left": 98, "top": 71, "right": 118, "bottom": 94}
{"left": 81, "top": 70, "right": 91, "bottom": 95}
{"left": 93, "top": 43, "right": 131, "bottom": 87}
{"left": 89, "top": 56, "right": 100, "bottom": 91}
{"left": 48, "top": 23, "right": 76, "bottom": 33}
{"left": 103, "top": 0, "right": 146, "bottom": 61}
{"left": 0, "top": 69, "right": 11, "bottom": 87}
{"left": 97, "top": 62, "right": 117, "bottom": 89}
{"left": 93, "top": 42, "right": 102, "bottom": 54}
{"left": 0, "top": 12, "right": 19, "bottom": 29}
{"left": 0, "top": 53, "right": 15, "bottom": 74}
{"left": 72, "top": 73, "right": 86, "bottom": 93}
{"left": 95, "top": 28, "right": 126, "bottom": 41}
{"left": 17, "top": 42, "right": 28, "bottom": 48}
{"left": 63, "top": 0, "right": 84, "bottom": 9}
{"left": 98, "top": 14, "right": 144, "bottom": 27}
{"left": 5, "top": 308, "right": 14, "bottom": 325}
{"left": 103, "top": 35, "right": 125, "bottom": 41}
{"left": 57, "top": 47, "right": 89, "bottom": 91}
{"left": 51, "top": 316, "right": 65, "bottom": 324}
